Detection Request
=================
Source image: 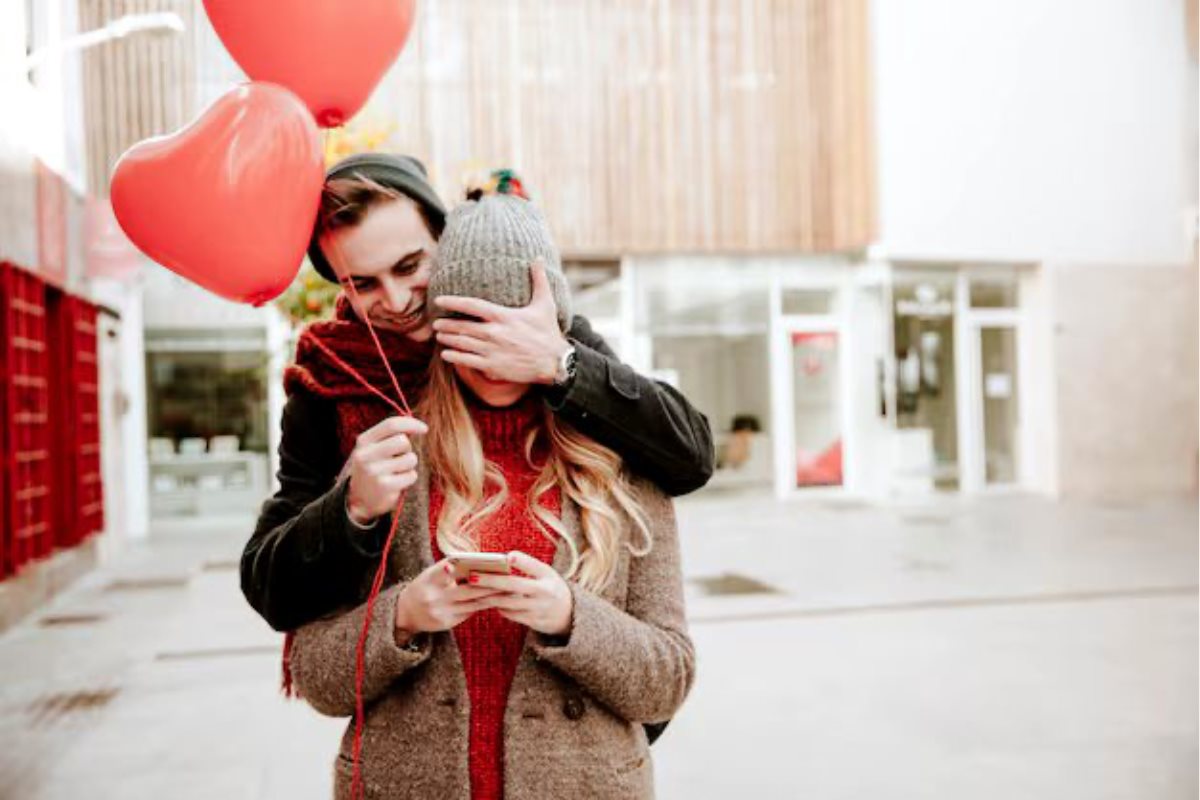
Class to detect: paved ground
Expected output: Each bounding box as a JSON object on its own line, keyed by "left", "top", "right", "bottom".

{"left": 0, "top": 491, "right": 1195, "bottom": 799}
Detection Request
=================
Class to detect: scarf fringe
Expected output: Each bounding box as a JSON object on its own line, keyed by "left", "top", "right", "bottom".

{"left": 281, "top": 632, "right": 299, "bottom": 699}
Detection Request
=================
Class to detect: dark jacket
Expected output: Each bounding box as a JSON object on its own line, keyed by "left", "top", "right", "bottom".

{"left": 241, "top": 316, "right": 712, "bottom": 633}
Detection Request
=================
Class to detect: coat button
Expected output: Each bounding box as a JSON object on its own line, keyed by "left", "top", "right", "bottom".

{"left": 562, "top": 695, "right": 586, "bottom": 721}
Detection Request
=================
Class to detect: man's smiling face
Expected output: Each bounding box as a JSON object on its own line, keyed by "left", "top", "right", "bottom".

{"left": 319, "top": 196, "right": 438, "bottom": 341}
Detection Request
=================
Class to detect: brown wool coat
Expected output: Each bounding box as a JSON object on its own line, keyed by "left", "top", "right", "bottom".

{"left": 289, "top": 464, "right": 695, "bottom": 800}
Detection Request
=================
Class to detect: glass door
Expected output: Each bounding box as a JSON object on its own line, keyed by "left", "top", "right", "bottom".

{"left": 964, "top": 268, "right": 1023, "bottom": 491}
{"left": 790, "top": 332, "right": 843, "bottom": 488}
{"left": 892, "top": 274, "right": 959, "bottom": 490}
{"left": 978, "top": 326, "right": 1020, "bottom": 485}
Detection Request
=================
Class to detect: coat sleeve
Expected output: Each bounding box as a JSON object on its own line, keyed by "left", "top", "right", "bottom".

{"left": 241, "top": 391, "right": 393, "bottom": 631}
{"left": 545, "top": 315, "right": 715, "bottom": 497}
{"left": 289, "top": 584, "right": 432, "bottom": 717}
{"left": 530, "top": 483, "right": 695, "bottom": 723}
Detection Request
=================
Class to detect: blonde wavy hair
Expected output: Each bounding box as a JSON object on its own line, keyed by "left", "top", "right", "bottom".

{"left": 417, "top": 355, "right": 652, "bottom": 593}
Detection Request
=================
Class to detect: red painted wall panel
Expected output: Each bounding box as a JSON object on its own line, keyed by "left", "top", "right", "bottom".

{"left": 71, "top": 300, "right": 104, "bottom": 544}
{"left": 2, "top": 263, "right": 53, "bottom": 574}
{"left": 2, "top": 264, "right": 105, "bottom": 581}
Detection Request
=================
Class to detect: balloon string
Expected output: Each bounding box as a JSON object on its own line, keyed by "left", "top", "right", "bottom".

{"left": 325, "top": 245, "right": 413, "bottom": 417}
{"left": 319, "top": 129, "right": 413, "bottom": 417}
{"left": 348, "top": 503, "right": 404, "bottom": 800}
{"left": 316, "top": 127, "right": 414, "bottom": 800}
{"left": 338, "top": 267, "right": 413, "bottom": 416}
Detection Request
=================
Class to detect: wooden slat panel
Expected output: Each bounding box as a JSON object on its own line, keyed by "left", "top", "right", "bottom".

{"left": 81, "top": 0, "right": 190, "bottom": 195}
{"left": 81, "top": 0, "right": 873, "bottom": 254}
{"left": 376, "top": 0, "right": 873, "bottom": 254}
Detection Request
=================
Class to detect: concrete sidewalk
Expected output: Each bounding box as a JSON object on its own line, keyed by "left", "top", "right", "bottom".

{"left": 0, "top": 493, "right": 1195, "bottom": 799}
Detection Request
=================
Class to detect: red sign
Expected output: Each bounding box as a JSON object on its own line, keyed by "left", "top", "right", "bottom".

{"left": 85, "top": 196, "right": 141, "bottom": 281}
{"left": 35, "top": 159, "right": 67, "bottom": 283}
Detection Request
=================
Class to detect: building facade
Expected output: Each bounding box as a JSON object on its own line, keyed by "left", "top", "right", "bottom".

{"left": 0, "top": 0, "right": 123, "bottom": 623}
{"left": 867, "top": 0, "right": 1199, "bottom": 500}
{"left": 350, "top": 0, "right": 1197, "bottom": 502}
{"left": 15, "top": 0, "right": 1194, "bottom": 545}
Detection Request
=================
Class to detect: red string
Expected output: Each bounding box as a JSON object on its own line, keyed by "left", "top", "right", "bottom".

{"left": 340, "top": 279, "right": 413, "bottom": 418}
{"left": 312, "top": 157, "right": 416, "bottom": 800}
{"left": 349, "top": 507, "right": 404, "bottom": 800}
{"left": 304, "top": 335, "right": 406, "bottom": 415}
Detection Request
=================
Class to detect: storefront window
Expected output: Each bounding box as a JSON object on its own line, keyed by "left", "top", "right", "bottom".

{"left": 564, "top": 259, "right": 621, "bottom": 320}
{"left": 564, "top": 259, "right": 624, "bottom": 356}
{"left": 781, "top": 288, "right": 835, "bottom": 316}
{"left": 635, "top": 259, "right": 771, "bottom": 334}
{"left": 144, "top": 330, "right": 271, "bottom": 519}
{"left": 635, "top": 259, "right": 773, "bottom": 487}
{"left": 969, "top": 272, "right": 1019, "bottom": 308}
{"left": 145, "top": 350, "right": 269, "bottom": 453}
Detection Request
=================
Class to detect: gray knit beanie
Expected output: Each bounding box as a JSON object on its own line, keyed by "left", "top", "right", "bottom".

{"left": 428, "top": 188, "right": 573, "bottom": 332}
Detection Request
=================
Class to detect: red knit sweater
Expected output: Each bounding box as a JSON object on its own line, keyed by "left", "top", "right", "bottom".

{"left": 429, "top": 396, "right": 560, "bottom": 800}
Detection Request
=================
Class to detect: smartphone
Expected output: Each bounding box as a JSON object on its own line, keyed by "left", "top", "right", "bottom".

{"left": 446, "top": 552, "right": 512, "bottom": 582}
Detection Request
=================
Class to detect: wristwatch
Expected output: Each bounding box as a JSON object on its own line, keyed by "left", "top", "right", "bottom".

{"left": 553, "top": 342, "right": 578, "bottom": 388}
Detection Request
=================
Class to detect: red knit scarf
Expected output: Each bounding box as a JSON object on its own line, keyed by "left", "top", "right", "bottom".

{"left": 284, "top": 294, "right": 433, "bottom": 459}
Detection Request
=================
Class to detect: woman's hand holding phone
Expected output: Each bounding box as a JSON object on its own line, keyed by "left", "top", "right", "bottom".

{"left": 469, "top": 551, "right": 574, "bottom": 637}
{"left": 393, "top": 560, "right": 505, "bottom": 641}
{"left": 394, "top": 552, "right": 572, "bottom": 643}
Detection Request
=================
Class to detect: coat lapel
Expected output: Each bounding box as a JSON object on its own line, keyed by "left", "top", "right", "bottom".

{"left": 387, "top": 463, "right": 434, "bottom": 581}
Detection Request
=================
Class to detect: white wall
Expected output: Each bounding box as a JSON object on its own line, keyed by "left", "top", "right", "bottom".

{"left": 0, "top": 0, "right": 39, "bottom": 269}
{"left": 845, "top": 278, "right": 892, "bottom": 497}
{"left": 142, "top": 262, "right": 275, "bottom": 329}
{"left": 95, "top": 303, "right": 129, "bottom": 559}
{"left": 872, "top": 0, "right": 1196, "bottom": 266}
{"left": 1051, "top": 261, "right": 1198, "bottom": 499}
{"left": 91, "top": 275, "right": 151, "bottom": 540}
{"left": 1018, "top": 265, "right": 1060, "bottom": 496}
{"left": 265, "top": 307, "right": 293, "bottom": 494}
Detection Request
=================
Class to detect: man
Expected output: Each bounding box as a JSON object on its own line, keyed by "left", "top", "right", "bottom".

{"left": 241, "top": 156, "right": 711, "bottom": 734}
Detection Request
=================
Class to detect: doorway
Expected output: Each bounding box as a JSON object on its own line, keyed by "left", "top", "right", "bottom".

{"left": 892, "top": 273, "right": 960, "bottom": 490}
{"left": 889, "top": 265, "right": 1026, "bottom": 494}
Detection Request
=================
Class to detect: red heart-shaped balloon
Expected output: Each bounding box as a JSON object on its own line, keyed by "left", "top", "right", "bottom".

{"left": 203, "top": 0, "right": 417, "bottom": 128}
{"left": 111, "top": 82, "right": 324, "bottom": 306}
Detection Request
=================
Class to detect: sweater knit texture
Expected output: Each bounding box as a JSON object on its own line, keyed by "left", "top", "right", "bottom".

{"left": 429, "top": 395, "right": 560, "bottom": 800}
{"left": 426, "top": 192, "right": 573, "bottom": 332}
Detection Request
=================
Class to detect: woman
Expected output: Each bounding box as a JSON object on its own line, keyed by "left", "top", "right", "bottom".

{"left": 288, "top": 182, "right": 695, "bottom": 799}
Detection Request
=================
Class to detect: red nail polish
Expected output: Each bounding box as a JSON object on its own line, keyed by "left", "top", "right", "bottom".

{"left": 468, "top": 574, "right": 479, "bottom": 585}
